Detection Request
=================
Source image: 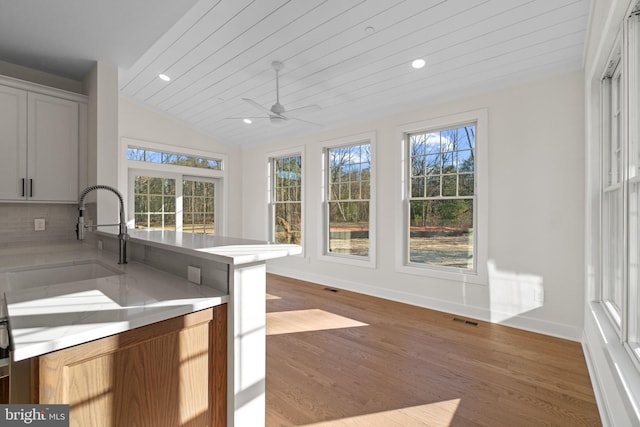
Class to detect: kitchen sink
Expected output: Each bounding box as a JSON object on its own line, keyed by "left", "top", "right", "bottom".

{"left": 5, "top": 260, "right": 123, "bottom": 290}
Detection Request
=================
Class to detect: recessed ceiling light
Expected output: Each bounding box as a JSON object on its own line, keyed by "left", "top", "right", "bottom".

{"left": 411, "top": 59, "right": 426, "bottom": 69}
{"left": 365, "top": 26, "right": 375, "bottom": 34}
{"left": 158, "top": 74, "right": 171, "bottom": 82}
{"left": 243, "top": 118, "right": 252, "bottom": 124}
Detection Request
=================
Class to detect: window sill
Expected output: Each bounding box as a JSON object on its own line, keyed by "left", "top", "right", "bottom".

{"left": 396, "top": 263, "right": 488, "bottom": 285}
{"left": 588, "top": 302, "right": 640, "bottom": 424}
{"left": 319, "top": 252, "right": 376, "bottom": 269}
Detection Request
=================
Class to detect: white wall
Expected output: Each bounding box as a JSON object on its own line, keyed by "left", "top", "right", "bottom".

{"left": 82, "top": 62, "right": 120, "bottom": 227}
{"left": 582, "top": 0, "right": 640, "bottom": 425}
{"left": 241, "top": 70, "right": 586, "bottom": 341}
{"left": 118, "top": 96, "right": 243, "bottom": 237}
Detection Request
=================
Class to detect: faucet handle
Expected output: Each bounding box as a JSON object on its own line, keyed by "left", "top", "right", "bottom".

{"left": 76, "top": 217, "right": 85, "bottom": 240}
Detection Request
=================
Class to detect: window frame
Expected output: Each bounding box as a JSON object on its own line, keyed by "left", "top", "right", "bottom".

{"left": 319, "top": 132, "right": 376, "bottom": 268}
{"left": 600, "top": 40, "right": 625, "bottom": 331}
{"left": 396, "top": 109, "right": 488, "bottom": 285}
{"left": 123, "top": 138, "right": 227, "bottom": 236}
{"left": 267, "top": 146, "right": 305, "bottom": 253}
{"left": 627, "top": 8, "right": 640, "bottom": 367}
{"left": 596, "top": 4, "right": 640, "bottom": 375}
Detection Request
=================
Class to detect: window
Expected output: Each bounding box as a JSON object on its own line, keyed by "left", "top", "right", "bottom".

{"left": 629, "top": 9, "right": 640, "bottom": 363}
{"left": 598, "top": 6, "right": 640, "bottom": 369}
{"left": 322, "top": 133, "right": 375, "bottom": 266}
{"left": 127, "top": 147, "right": 222, "bottom": 170}
{"left": 124, "top": 139, "right": 225, "bottom": 236}
{"left": 407, "top": 124, "right": 475, "bottom": 270}
{"left": 397, "top": 110, "right": 488, "bottom": 283}
{"left": 131, "top": 173, "right": 218, "bottom": 235}
{"left": 602, "top": 52, "right": 624, "bottom": 327}
{"left": 269, "top": 154, "right": 302, "bottom": 245}
{"left": 133, "top": 176, "right": 176, "bottom": 230}
{"left": 183, "top": 178, "right": 216, "bottom": 235}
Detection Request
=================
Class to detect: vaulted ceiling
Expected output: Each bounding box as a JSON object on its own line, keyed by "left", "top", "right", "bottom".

{"left": 1, "top": 0, "right": 592, "bottom": 147}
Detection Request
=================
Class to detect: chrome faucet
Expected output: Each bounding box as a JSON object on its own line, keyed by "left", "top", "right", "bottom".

{"left": 77, "top": 185, "right": 128, "bottom": 264}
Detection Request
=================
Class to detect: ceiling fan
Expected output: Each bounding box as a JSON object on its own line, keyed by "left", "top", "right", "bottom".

{"left": 232, "top": 61, "right": 321, "bottom": 126}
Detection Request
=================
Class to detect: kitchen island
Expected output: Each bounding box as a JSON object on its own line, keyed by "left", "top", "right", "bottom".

{"left": 1, "top": 231, "right": 301, "bottom": 427}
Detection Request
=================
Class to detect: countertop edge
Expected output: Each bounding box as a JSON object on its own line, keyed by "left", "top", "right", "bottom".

{"left": 1, "top": 243, "right": 231, "bottom": 362}
{"left": 96, "top": 230, "right": 302, "bottom": 265}
{"left": 11, "top": 295, "right": 228, "bottom": 362}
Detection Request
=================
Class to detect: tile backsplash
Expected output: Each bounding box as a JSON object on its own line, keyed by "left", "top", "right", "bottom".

{"left": 0, "top": 203, "right": 78, "bottom": 247}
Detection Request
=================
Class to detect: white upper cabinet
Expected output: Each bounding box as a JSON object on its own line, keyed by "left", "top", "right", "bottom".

{"left": 0, "top": 85, "right": 27, "bottom": 200}
{"left": 0, "top": 78, "right": 86, "bottom": 203}
{"left": 27, "top": 93, "right": 79, "bottom": 202}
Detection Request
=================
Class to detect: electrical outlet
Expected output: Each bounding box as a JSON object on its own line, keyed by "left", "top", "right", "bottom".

{"left": 188, "top": 266, "right": 201, "bottom": 285}
{"left": 34, "top": 218, "right": 45, "bottom": 231}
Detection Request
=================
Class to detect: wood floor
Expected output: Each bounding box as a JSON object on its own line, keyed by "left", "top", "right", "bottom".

{"left": 265, "top": 274, "right": 601, "bottom": 427}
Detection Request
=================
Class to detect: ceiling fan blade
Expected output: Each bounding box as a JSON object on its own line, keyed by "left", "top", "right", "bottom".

{"left": 290, "top": 116, "right": 322, "bottom": 127}
{"left": 241, "top": 98, "right": 274, "bottom": 115}
{"left": 283, "top": 104, "right": 321, "bottom": 118}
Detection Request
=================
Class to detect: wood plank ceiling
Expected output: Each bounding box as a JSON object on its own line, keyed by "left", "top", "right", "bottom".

{"left": 120, "top": 0, "right": 591, "bottom": 147}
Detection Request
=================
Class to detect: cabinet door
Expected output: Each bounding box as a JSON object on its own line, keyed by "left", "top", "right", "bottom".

{"left": 0, "top": 86, "right": 27, "bottom": 200}
{"left": 27, "top": 93, "right": 79, "bottom": 202}
{"left": 37, "top": 305, "right": 227, "bottom": 427}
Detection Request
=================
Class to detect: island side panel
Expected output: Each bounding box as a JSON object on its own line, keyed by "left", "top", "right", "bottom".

{"left": 212, "top": 304, "right": 228, "bottom": 427}
{"left": 228, "top": 262, "right": 267, "bottom": 427}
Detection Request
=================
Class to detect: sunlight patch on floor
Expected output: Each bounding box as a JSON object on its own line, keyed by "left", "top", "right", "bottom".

{"left": 266, "top": 309, "right": 368, "bottom": 335}
{"left": 266, "top": 293, "right": 282, "bottom": 300}
{"left": 301, "top": 399, "right": 461, "bottom": 427}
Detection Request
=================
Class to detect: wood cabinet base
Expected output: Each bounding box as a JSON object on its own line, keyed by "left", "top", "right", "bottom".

{"left": 27, "top": 305, "right": 226, "bottom": 427}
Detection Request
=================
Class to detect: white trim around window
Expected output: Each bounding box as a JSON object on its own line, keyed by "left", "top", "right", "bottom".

{"left": 319, "top": 131, "right": 377, "bottom": 269}
{"left": 395, "top": 109, "right": 488, "bottom": 285}
{"left": 122, "top": 137, "right": 228, "bottom": 236}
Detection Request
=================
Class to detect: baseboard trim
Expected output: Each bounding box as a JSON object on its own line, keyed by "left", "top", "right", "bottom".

{"left": 267, "top": 265, "right": 581, "bottom": 341}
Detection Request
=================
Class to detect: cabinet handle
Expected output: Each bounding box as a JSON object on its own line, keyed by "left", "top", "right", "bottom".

{"left": 29, "top": 179, "right": 33, "bottom": 197}
{"left": 21, "top": 178, "right": 25, "bottom": 197}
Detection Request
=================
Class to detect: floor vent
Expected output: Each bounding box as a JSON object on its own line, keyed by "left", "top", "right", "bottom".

{"left": 453, "top": 317, "right": 478, "bottom": 327}
{"left": 323, "top": 287, "right": 339, "bottom": 293}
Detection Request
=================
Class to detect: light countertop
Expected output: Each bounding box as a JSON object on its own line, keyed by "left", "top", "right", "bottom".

{"left": 122, "top": 229, "right": 302, "bottom": 265}
{"left": 0, "top": 242, "right": 228, "bottom": 361}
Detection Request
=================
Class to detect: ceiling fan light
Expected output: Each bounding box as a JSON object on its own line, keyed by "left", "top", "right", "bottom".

{"left": 270, "top": 116, "right": 286, "bottom": 126}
